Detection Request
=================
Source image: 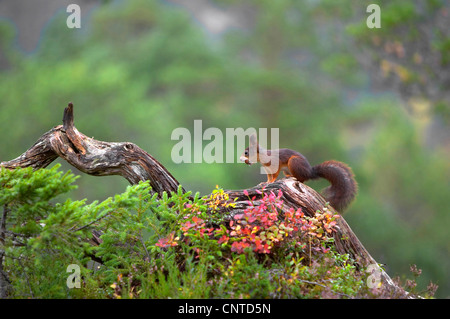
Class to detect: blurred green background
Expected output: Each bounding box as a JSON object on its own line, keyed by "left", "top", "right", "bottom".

{"left": 0, "top": 0, "right": 448, "bottom": 297}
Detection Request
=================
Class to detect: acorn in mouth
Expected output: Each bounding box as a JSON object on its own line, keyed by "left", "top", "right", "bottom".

{"left": 239, "top": 155, "right": 252, "bottom": 165}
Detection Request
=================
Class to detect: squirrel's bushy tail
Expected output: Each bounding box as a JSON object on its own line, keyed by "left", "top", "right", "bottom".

{"left": 311, "top": 160, "right": 358, "bottom": 212}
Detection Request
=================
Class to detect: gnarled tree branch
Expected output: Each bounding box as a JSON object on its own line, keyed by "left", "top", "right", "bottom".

{"left": 1, "top": 103, "right": 182, "bottom": 196}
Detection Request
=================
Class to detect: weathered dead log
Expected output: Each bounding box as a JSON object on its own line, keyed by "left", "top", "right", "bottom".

{"left": 1, "top": 103, "right": 182, "bottom": 196}
{"left": 0, "top": 103, "right": 406, "bottom": 296}
{"left": 223, "top": 180, "right": 403, "bottom": 295}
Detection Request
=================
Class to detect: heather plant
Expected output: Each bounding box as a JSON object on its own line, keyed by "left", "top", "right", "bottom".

{"left": 0, "top": 166, "right": 438, "bottom": 298}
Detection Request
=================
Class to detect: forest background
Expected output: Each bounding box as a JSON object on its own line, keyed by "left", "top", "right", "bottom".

{"left": 0, "top": 0, "right": 448, "bottom": 297}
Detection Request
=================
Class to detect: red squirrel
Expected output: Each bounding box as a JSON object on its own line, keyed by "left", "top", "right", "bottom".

{"left": 240, "top": 135, "right": 357, "bottom": 212}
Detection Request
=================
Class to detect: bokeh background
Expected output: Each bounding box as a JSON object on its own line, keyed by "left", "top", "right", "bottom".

{"left": 0, "top": 0, "right": 448, "bottom": 297}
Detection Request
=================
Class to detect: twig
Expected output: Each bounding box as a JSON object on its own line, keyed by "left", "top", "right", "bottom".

{"left": 70, "top": 211, "right": 113, "bottom": 232}
{"left": 0, "top": 250, "right": 11, "bottom": 298}
{"left": 0, "top": 204, "right": 8, "bottom": 243}
{"left": 139, "top": 233, "right": 151, "bottom": 261}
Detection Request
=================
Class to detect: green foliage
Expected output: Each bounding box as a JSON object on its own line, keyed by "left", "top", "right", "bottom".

{"left": 0, "top": 166, "right": 437, "bottom": 299}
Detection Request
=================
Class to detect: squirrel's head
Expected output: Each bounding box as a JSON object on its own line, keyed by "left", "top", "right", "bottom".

{"left": 240, "top": 134, "right": 259, "bottom": 165}
{"left": 240, "top": 147, "right": 253, "bottom": 165}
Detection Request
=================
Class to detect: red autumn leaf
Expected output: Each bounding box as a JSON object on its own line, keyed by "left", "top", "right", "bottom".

{"left": 155, "top": 232, "right": 178, "bottom": 248}
{"left": 218, "top": 235, "right": 229, "bottom": 244}
{"left": 191, "top": 216, "right": 204, "bottom": 224}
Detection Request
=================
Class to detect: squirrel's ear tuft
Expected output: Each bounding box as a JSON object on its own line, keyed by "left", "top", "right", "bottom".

{"left": 249, "top": 133, "right": 257, "bottom": 145}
